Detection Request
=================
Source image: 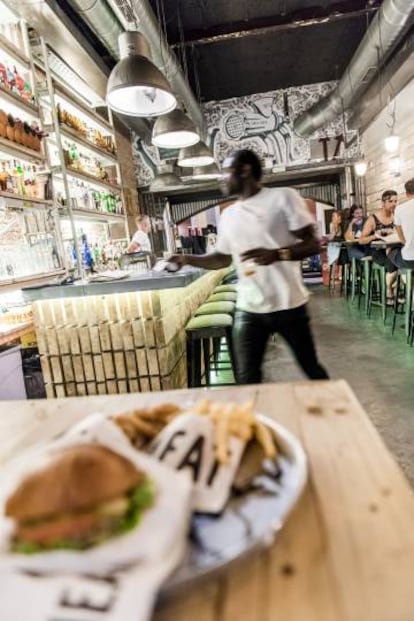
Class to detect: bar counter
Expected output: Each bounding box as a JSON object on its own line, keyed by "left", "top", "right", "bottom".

{"left": 23, "top": 267, "right": 227, "bottom": 398}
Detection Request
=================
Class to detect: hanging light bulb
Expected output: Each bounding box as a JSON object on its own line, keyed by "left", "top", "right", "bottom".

{"left": 384, "top": 134, "right": 400, "bottom": 153}
{"left": 178, "top": 142, "right": 214, "bottom": 167}
{"left": 354, "top": 160, "right": 368, "bottom": 177}
{"left": 107, "top": 32, "right": 176, "bottom": 117}
{"left": 152, "top": 109, "right": 200, "bottom": 148}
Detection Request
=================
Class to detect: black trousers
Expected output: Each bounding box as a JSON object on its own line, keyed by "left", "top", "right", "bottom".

{"left": 388, "top": 247, "right": 414, "bottom": 270}
{"left": 232, "top": 304, "right": 329, "bottom": 384}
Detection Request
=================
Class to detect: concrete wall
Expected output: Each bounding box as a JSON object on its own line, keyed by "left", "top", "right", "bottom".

{"left": 361, "top": 78, "right": 414, "bottom": 212}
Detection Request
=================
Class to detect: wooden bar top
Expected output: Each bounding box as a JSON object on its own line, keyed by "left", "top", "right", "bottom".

{"left": 1, "top": 380, "right": 414, "bottom": 621}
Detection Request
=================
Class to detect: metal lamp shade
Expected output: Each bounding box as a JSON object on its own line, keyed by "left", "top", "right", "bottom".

{"left": 150, "top": 172, "right": 182, "bottom": 191}
{"left": 178, "top": 142, "right": 215, "bottom": 167}
{"left": 152, "top": 109, "right": 200, "bottom": 148}
{"left": 107, "top": 32, "right": 176, "bottom": 117}
{"left": 191, "top": 163, "right": 221, "bottom": 180}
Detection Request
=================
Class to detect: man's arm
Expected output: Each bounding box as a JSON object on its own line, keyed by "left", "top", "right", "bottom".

{"left": 396, "top": 224, "right": 405, "bottom": 244}
{"left": 169, "top": 251, "right": 232, "bottom": 270}
{"left": 358, "top": 215, "right": 376, "bottom": 245}
{"left": 127, "top": 240, "right": 140, "bottom": 253}
{"left": 241, "top": 224, "right": 320, "bottom": 265}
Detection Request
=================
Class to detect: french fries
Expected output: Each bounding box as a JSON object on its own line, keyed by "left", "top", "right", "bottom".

{"left": 112, "top": 399, "right": 277, "bottom": 464}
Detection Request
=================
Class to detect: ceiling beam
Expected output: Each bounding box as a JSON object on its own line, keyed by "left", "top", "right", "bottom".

{"left": 171, "top": 0, "right": 379, "bottom": 48}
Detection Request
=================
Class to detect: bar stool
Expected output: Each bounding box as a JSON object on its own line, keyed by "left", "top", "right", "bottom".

{"left": 358, "top": 256, "right": 372, "bottom": 313}
{"left": 213, "top": 284, "right": 237, "bottom": 293}
{"left": 391, "top": 268, "right": 414, "bottom": 341}
{"left": 186, "top": 314, "right": 235, "bottom": 387}
{"left": 367, "top": 263, "right": 387, "bottom": 323}
{"left": 343, "top": 257, "right": 360, "bottom": 302}
{"left": 208, "top": 292, "right": 237, "bottom": 303}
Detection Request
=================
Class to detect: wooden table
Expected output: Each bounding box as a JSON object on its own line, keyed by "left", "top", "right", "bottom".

{"left": 1, "top": 380, "right": 414, "bottom": 621}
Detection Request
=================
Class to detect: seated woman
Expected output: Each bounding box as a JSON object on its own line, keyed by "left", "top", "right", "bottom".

{"left": 358, "top": 190, "right": 398, "bottom": 301}
{"left": 327, "top": 210, "right": 349, "bottom": 270}
{"left": 344, "top": 205, "right": 367, "bottom": 260}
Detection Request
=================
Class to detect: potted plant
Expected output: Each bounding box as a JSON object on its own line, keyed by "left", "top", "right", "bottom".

{"left": 0, "top": 109, "right": 7, "bottom": 138}
{"left": 6, "top": 114, "right": 15, "bottom": 141}
{"left": 14, "top": 118, "right": 24, "bottom": 145}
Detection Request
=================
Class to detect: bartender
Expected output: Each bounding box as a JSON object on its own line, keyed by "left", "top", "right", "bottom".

{"left": 127, "top": 214, "right": 152, "bottom": 253}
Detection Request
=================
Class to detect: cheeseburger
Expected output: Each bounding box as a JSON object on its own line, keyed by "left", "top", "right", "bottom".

{"left": 5, "top": 444, "right": 154, "bottom": 553}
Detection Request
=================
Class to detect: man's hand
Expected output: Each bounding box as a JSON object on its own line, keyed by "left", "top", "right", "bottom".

{"left": 166, "top": 254, "right": 187, "bottom": 270}
{"left": 241, "top": 248, "right": 278, "bottom": 265}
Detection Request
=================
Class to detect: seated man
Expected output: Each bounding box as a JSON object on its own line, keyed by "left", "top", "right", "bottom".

{"left": 389, "top": 178, "right": 414, "bottom": 270}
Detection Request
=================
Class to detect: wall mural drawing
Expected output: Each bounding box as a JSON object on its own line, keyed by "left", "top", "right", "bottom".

{"left": 132, "top": 81, "right": 348, "bottom": 187}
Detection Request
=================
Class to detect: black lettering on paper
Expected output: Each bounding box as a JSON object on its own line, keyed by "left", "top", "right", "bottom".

{"left": 158, "top": 430, "right": 186, "bottom": 460}
{"left": 177, "top": 435, "right": 204, "bottom": 482}
{"left": 206, "top": 459, "right": 220, "bottom": 487}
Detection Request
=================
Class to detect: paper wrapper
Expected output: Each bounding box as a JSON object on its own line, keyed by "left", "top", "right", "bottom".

{"left": 150, "top": 413, "right": 246, "bottom": 514}
{"left": 0, "top": 414, "right": 193, "bottom": 621}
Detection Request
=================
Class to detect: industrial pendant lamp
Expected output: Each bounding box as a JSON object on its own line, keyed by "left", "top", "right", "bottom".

{"left": 152, "top": 109, "right": 200, "bottom": 148}
{"left": 384, "top": 134, "right": 400, "bottom": 153}
{"left": 178, "top": 142, "right": 214, "bottom": 167}
{"left": 107, "top": 31, "right": 176, "bottom": 117}
{"left": 191, "top": 163, "right": 221, "bottom": 180}
{"left": 150, "top": 164, "right": 182, "bottom": 191}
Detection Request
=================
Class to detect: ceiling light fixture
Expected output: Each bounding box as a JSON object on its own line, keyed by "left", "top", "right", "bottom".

{"left": 178, "top": 142, "right": 214, "bottom": 167}
{"left": 354, "top": 160, "right": 368, "bottom": 177}
{"left": 152, "top": 109, "right": 200, "bottom": 148}
{"left": 384, "top": 134, "right": 400, "bottom": 153}
{"left": 191, "top": 163, "right": 221, "bottom": 181}
{"left": 150, "top": 164, "right": 182, "bottom": 191}
{"left": 107, "top": 31, "right": 176, "bottom": 117}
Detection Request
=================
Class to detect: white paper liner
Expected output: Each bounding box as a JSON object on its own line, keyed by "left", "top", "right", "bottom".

{"left": 150, "top": 413, "right": 246, "bottom": 514}
{"left": 0, "top": 414, "right": 193, "bottom": 621}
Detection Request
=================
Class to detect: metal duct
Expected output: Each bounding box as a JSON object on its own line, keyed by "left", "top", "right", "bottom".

{"left": 71, "top": 0, "right": 205, "bottom": 135}
{"left": 294, "top": 0, "right": 414, "bottom": 137}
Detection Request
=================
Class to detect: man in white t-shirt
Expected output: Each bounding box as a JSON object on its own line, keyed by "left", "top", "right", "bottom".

{"left": 169, "top": 149, "right": 328, "bottom": 384}
{"left": 389, "top": 178, "right": 414, "bottom": 269}
{"left": 127, "top": 214, "right": 152, "bottom": 253}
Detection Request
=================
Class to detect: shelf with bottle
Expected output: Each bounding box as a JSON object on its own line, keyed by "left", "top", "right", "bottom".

{"left": 0, "top": 154, "right": 50, "bottom": 201}
{"left": 54, "top": 91, "right": 113, "bottom": 136}
{"left": 57, "top": 106, "right": 117, "bottom": 160}
{"left": 56, "top": 166, "right": 121, "bottom": 193}
{"left": 53, "top": 175, "right": 123, "bottom": 216}
{"left": 51, "top": 126, "right": 117, "bottom": 169}
{"left": 62, "top": 226, "right": 128, "bottom": 275}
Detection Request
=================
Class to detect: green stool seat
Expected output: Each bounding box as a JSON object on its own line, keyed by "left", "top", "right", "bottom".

{"left": 213, "top": 284, "right": 237, "bottom": 293}
{"left": 208, "top": 292, "right": 237, "bottom": 303}
{"left": 195, "top": 301, "right": 235, "bottom": 316}
{"left": 186, "top": 313, "right": 233, "bottom": 330}
{"left": 185, "top": 313, "right": 235, "bottom": 388}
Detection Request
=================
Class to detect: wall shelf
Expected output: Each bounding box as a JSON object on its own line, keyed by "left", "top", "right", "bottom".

{"left": 61, "top": 167, "right": 121, "bottom": 192}
{"left": 59, "top": 206, "right": 125, "bottom": 223}
{"left": 54, "top": 88, "right": 113, "bottom": 135}
{"left": 0, "top": 191, "right": 53, "bottom": 208}
{"left": 0, "top": 136, "right": 45, "bottom": 163}
{"left": 0, "top": 32, "right": 30, "bottom": 68}
{"left": 59, "top": 124, "right": 117, "bottom": 165}
{"left": 0, "top": 84, "right": 39, "bottom": 117}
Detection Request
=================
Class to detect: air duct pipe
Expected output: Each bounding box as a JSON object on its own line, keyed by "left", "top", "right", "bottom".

{"left": 71, "top": 0, "right": 205, "bottom": 135}
{"left": 294, "top": 0, "right": 414, "bottom": 137}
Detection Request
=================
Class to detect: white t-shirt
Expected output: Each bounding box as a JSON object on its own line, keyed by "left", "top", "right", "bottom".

{"left": 394, "top": 199, "right": 414, "bottom": 260}
{"left": 216, "top": 187, "right": 314, "bottom": 313}
{"left": 131, "top": 229, "right": 151, "bottom": 252}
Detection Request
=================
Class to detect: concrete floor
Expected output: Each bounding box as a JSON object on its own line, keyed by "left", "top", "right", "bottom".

{"left": 262, "top": 286, "right": 414, "bottom": 486}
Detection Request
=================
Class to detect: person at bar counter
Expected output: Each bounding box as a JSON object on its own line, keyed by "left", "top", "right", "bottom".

{"left": 127, "top": 214, "right": 152, "bottom": 253}
{"left": 358, "top": 189, "right": 398, "bottom": 302}
{"left": 344, "top": 204, "right": 367, "bottom": 260}
{"left": 168, "top": 149, "right": 328, "bottom": 384}
{"left": 389, "top": 178, "right": 414, "bottom": 270}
